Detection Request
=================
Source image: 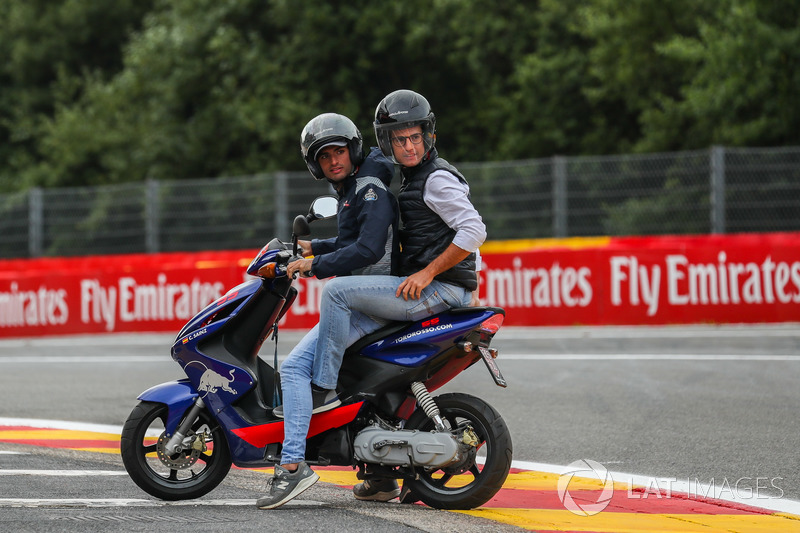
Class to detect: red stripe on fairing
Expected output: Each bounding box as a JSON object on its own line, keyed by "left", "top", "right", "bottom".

{"left": 484, "top": 489, "right": 772, "bottom": 515}
{"left": 231, "top": 402, "right": 364, "bottom": 448}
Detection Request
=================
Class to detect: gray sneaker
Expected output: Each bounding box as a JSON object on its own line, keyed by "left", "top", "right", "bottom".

{"left": 353, "top": 478, "right": 401, "bottom": 502}
{"left": 256, "top": 462, "right": 319, "bottom": 509}
{"left": 273, "top": 388, "right": 341, "bottom": 418}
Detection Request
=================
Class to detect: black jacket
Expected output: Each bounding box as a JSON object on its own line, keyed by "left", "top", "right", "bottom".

{"left": 398, "top": 149, "right": 478, "bottom": 291}
{"left": 310, "top": 148, "right": 399, "bottom": 278}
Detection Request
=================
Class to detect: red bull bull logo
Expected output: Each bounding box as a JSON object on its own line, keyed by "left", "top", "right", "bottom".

{"left": 197, "top": 368, "right": 237, "bottom": 395}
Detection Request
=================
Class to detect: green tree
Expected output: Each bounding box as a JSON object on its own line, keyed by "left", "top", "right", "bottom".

{"left": 576, "top": 0, "right": 714, "bottom": 154}
{"left": 499, "top": 0, "right": 594, "bottom": 159}
{"left": 648, "top": 0, "right": 800, "bottom": 149}
{"left": 23, "top": 0, "right": 547, "bottom": 188}
{"left": 3, "top": 0, "right": 800, "bottom": 196}
{"left": 0, "top": 0, "right": 154, "bottom": 191}
{"left": 25, "top": 0, "right": 423, "bottom": 187}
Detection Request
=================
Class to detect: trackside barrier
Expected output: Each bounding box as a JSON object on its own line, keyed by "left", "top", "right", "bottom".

{"left": 1, "top": 232, "right": 799, "bottom": 338}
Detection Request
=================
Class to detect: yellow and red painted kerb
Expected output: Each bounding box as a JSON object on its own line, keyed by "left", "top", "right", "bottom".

{"left": 2, "top": 423, "right": 799, "bottom": 532}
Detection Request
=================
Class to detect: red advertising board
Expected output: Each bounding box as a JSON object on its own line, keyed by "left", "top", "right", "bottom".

{"left": 1, "top": 232, "right": 798, "bottom": 338}
{"left": 480, "top": 232, "right": 800, "bottom": 326}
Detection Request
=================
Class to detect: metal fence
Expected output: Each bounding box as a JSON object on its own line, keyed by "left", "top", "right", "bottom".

{"left": 1, "top": 145, "right": 799, "bottom": 259}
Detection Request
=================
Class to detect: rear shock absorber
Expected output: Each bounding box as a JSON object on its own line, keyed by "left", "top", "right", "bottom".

{"left": 410, "top": 382, "right": 446, "bottom": 432}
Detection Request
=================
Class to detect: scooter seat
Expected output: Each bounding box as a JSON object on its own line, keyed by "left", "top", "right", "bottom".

{"left": 344, "top": 307, "right": 504, "bottom": 357}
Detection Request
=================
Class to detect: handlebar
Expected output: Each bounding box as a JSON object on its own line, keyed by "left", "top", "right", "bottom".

{"left": 259, "top": 251, "right": 302, "bottom": 279}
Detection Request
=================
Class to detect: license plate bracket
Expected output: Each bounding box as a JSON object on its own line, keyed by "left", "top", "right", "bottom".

{"left": 478, "top": 346, "right": 507, "bottom": 388}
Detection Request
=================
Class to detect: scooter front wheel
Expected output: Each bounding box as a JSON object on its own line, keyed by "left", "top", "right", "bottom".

{"left": 120, "top": 400, "right": 232, "bottom": 500}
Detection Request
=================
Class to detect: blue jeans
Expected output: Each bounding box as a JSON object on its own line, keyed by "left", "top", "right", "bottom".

{"left": 279, "top": 275, "right": 471, "bottom": 465}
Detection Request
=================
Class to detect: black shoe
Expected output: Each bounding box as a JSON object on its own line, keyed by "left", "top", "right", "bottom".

{"left": 353, "top": 478, "right": 401, "bottom": 502}
{"left": 256, "top": 462, "right": 319, "bottom": 510}
{"left": 311, "top": 388, "right": 341, "bottom": 414}
{"left": 272, "top": 388, "right": 341, "bottom": 419}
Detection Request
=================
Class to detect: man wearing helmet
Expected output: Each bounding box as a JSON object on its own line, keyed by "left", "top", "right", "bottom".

{"left": 288, "top": 112, "right": 398, "bottom": 280}
{"left": 257, "top": 113, "right": 398, "bottom": 510}
{"left": 352, "top": 90, "right": 486, "bottom": 502}
{"left": 304, "top": 91, "right": 485, "bottom": 504}
{"left": 373, "top": 90, "right": 483, "bottom": 300}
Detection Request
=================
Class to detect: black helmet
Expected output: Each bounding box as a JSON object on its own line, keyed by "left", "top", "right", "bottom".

{"left": 374, "top": 90, "right": 436, "bottom": 162}
{"left": 300, "top": 113, "right": 364, "bottom": 180}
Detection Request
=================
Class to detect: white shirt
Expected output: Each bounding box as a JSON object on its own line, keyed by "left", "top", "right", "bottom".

{"left": 422, "top": 170, "right": 487, "bottom": 254}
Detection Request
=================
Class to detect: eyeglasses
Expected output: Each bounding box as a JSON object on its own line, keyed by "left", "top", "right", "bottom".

{"left": 390, "top": 133, "right": 424, "bottom": 147}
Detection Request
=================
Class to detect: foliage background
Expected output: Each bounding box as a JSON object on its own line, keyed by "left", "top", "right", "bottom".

{"left": 0, "top": 0, "right": 798, "bottom": 194}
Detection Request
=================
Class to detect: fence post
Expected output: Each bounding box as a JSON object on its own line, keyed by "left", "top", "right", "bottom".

{"left": 145, "top": 179, "right": 160, "bottom": 253}
{"left": 274, "top": 172, "right": 289, "bottom": 239}
{"left": 28, "top": 187, "right": 43, "bottom": 257}
{"left": 552, "top": 156, "right": 568, "bottom": 237}
{"left": 710, "top": 146, "right": 726, "bottom": 234}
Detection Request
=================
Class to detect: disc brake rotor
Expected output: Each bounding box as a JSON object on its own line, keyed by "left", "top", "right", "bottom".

{"left": 156, "top": 433, "right": 202, "bottom": 469}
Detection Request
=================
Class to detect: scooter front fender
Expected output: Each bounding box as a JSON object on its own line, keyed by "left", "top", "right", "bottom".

{"left": 138, "top": 379, "right": 199, "bottom": 436}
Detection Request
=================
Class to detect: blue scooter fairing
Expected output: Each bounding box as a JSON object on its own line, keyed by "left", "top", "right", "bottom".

{"left": 138, "top": 379, "right": 199, "bottom": 436}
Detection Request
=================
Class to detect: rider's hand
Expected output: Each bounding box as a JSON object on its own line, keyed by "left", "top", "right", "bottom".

{"left": 297, "top": 240, "right": 313, "bottom": 258}
{"left": 287, "top": 258, "right": 314, "bottom": 279}
{"left": 469, "top": 291, "right": 482, "bottom": 307}
{"left": 396, "top": 270, "right": 434, "bottom": 301}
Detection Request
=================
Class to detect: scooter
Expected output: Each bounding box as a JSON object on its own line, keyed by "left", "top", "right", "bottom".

{"left": 120, "top": 196, "right": 512, "bottom": 510}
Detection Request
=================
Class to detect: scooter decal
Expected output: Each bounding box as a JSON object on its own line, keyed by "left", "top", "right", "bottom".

{"left": 181, "top": 327, "right": 207, "bottom": 344}
{"left": 198, "top": 368, "right": 237, "bottom": 395}
{"left": 392, "top": 322, "right": 454, "bottom": 344}
{"left": 183, "top": 361, "right": 238, "bottom": 397}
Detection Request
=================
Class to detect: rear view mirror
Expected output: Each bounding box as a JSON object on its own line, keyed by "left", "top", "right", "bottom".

{"left": 308, "top": 196, "right": 338, "bottom": 221}
{"left": 292, "top": 215, "right": 311, "bottom": 238}
{"left": 291, "top": 196, "right": 338, "bottom": 256}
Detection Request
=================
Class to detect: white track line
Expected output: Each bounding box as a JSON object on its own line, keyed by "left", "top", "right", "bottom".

{"left": 0, "top": 470, "right": 126, "bottom": 476}
{"left": 0, "top": 355, "right": 169, "bottom": 363}
{"left": 499, "top": 353, "right": 800, "bottom": 361}
{"left": 0, "top": 324, "right": 796, "bottom": 347}
{"left": 0, "top": 498, "right": 308, "bottom": 507}
{"left": 1, "top": 353, "right": 797, "bottom": 364}
{"left": 496, "top": 324, "right": 800, "bottom": 340}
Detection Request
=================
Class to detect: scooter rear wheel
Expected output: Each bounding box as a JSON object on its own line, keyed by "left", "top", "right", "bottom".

{"left": 402, "top": 393, "right": 512, "bottom": 509}
{"left": 120, "top": 400, "right": 232, "bottom": 500}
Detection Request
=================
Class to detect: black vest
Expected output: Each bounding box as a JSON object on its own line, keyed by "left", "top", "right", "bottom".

{"left": 398, "top": 151, "right": 478, "bottom": 291}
